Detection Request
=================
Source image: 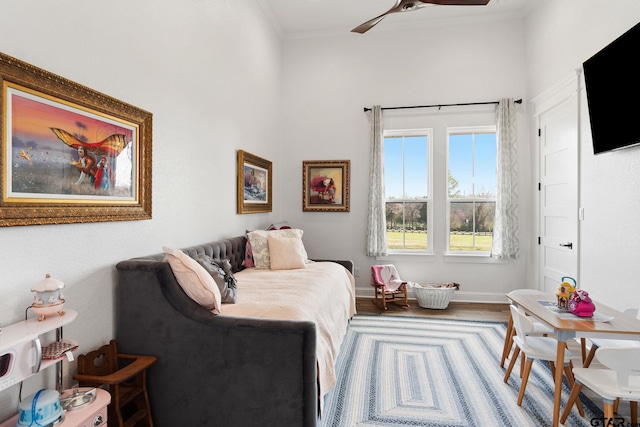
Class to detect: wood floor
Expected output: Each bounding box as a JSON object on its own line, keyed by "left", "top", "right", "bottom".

{"left": 356, "top": 297, "right": 511, "bottom": 323}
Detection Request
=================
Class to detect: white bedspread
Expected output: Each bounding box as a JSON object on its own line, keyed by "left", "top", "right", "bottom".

{"left": 221, "top": 262, "right": 356, "bottom": 409}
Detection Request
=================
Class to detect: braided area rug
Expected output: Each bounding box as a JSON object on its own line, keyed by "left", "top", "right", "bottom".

{"left": 322, "top": 315, "right": 603, "bottom": 427}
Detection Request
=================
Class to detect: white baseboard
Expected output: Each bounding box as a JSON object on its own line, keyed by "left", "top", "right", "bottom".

{"left": 355, "top": 288, "right": 510, "bottom": 304}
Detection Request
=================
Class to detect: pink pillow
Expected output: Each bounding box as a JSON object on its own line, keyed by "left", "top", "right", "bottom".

{"left": 243, "top": 236, "right": 255, "bottom": 268}
{"left": 163, "top": 247, "right": 222, "bottom": 314}
{"left": 268, "top": 234, "right": 307, "bottom": 270}
{"left": 267, "top": 221, "right": 291, "bottom": 230}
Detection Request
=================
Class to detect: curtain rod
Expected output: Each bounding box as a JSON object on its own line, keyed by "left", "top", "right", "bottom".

{"left": 363, "top": 98, "right": 522, "bottom": 112}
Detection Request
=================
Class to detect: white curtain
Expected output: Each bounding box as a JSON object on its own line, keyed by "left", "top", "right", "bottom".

{"left": 367, "top": 105, "right": 388, "bottom": 257}
{"left": 491, "top": 98, "right": 520, "bottom": 259}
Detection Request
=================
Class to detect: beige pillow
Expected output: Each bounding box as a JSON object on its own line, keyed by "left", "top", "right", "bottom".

{"left": 163, "top": 247, "right": 222, "bottom": 314}
{"left": 246, "top": 229, "right": 307, "bottom": 269}
{"left": 268, "top": 234, "right": 307, "bottom": 270}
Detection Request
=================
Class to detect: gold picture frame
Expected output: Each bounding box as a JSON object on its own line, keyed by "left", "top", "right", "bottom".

{"left": 302, "top": 160, "right": 350, "bottom": 212}
{"left": 237, "top": 150, "right": 272, "bottom": 214}
{"left": 0, "top": 52, "right": 152, "bottom": 227}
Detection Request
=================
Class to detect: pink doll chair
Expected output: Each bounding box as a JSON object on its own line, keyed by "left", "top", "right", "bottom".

{"left": 370, "top": 264, "right": 410, "bottom": 310}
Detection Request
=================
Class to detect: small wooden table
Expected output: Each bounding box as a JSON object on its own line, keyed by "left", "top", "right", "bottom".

{"left": 506, "top": 291, "right": 640, "bottom": 427}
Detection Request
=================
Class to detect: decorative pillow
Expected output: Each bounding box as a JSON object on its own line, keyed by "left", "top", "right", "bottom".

{"left": 246, "top": 229, "right": 307, "bottom": 269}
{"left": 196, "top": 255, "right": 238, "bottom": 304}
{"left": 267, "top": 221, "right": 292, "bottom": 230}
{"left": 162, "top": 247, "right": 222, "bottom": 314}
{"left": 242, "top": 233, "right": 255, "bottom": 268}
{"left": 268, "top": 234, "right": 307, "bottom": 270}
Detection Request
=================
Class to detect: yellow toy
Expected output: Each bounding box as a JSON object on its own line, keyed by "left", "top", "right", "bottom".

{"left": 556, "top": 276, "right": 576, "bottom": 309}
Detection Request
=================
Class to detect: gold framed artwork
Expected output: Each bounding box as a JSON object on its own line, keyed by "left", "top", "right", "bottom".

{"left": 237, "top": 150, "right": 272, "bottom": 214}
{"left": 0, "top": 52, "right": 152, "bottom": 227}
{"left": 302, "top": 160, "right": 350, "bottom": 212}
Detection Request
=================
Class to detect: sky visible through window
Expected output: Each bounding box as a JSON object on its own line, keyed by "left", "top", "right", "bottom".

{"left": 384, "top": 132, "right": 496, "bottom": 199}
{"left": 384, "top": 135, "right": 428, "bottom": 199}
{"left": 449, "top": 132, "right": 496, "bottom": 198}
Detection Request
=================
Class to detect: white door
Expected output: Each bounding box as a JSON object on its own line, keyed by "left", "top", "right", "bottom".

{"left": 536, "top": 77, "right": 579, "bottom": 293}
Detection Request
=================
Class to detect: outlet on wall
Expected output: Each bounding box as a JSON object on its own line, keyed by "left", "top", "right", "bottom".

{"left": 354, "top": 267, "right": 360, "bottom": 277}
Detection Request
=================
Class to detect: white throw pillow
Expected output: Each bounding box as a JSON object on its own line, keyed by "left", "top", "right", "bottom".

{"left": 162, "top": 247, "right": 222, "bottom": 314}
{"left": 268, "top": 234, "right": 307, "bottom": 270}
{"left": 246, "top": 229, "right": 307, "bottom": 269}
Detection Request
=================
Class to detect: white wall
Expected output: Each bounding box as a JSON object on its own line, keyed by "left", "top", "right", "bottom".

{"left": 525, "top": 0, "right": 640, "bottom": 311}
{"left": 2, "top": 0, "right": 640, "bottom": 421}
{"left": 0, "top": 0, "right": 283, "bottom": 418}
{"left": 280, "top": 19, "right": 532, "bottom": 301}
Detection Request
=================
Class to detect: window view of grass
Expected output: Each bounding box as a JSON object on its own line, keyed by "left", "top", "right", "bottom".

{"left": 449, "top": 232, "right": 492, "bottom": 251}
{"left": 386, "top": 231, "right": 493, "bottom": 251}
{"left": 386, "top": 230, "right": 427, "bottom": 250}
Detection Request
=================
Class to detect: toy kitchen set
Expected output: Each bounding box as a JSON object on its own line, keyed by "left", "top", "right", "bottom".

{"left": 0, "top": 275, "right": 110, "bottom": 427}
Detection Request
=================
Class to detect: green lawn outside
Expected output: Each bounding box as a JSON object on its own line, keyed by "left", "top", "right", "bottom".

{"left": 386, "top": 231, "right": 492, "bottom": 251}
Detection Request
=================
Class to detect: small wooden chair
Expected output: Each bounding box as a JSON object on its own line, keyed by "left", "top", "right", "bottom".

{"left": 74, "top": 339, "right": 157, "bottom": 427}
{"left": 370, "top": 264, "right": 409, "bottom": 310}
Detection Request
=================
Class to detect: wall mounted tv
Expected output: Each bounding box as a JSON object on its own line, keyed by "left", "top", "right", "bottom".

{"left": 583, "top": 21, "right": 640, "bottom": 155}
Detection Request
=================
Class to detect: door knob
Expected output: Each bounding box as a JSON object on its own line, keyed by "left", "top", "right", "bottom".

{"left": 559, "top": 242, "right": 573, "bottom": 249}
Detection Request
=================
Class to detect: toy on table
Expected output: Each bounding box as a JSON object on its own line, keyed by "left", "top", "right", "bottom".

{"left": 555, "top": 276, "right": 576, "bottom": 310}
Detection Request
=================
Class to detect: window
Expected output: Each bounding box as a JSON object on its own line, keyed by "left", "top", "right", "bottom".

{"left": 383, "top": 130, "right": 432, "bottom": 252}
{"left": 447, "top": 126, "right": 497, "bottom": 253}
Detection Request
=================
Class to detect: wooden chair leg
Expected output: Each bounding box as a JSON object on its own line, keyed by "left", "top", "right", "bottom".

{"left": 517, "top": 359, "right": 533, "bottom": 406}
{"left": 504, "top": 347, "right": 520, "bottom": 383}
{"left": 564, "top": 363, "right": 585, "bottom": 417}
{"left": 580, "top": 338, "right": 587, "bottom": 364}
{"left": 560, "top": 383, "right": 584, "bottom": 424}
{"left": 500, "top": 317, "right": 514, "bottom": 368}
{"left": 613, "top": 397, "right": 620, "bottom": 413}
{"left": 402, "top": 283, "right": 409, "bottom": 307}
{"left": 583, "top": 345, "right": 597, "bottom": 368}
{"left": 604, "top": 402, "right": 615, "bottom": 426}
{"left": 630, "top": 401, "right": 638, "bottom": 425}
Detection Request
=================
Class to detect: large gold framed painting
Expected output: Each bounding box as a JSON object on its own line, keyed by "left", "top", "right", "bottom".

{"left": 0, "top": 52, "right": 152, "bottom": 226}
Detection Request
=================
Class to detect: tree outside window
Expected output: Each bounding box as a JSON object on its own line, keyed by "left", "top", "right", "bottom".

{"left": 447, "top": 128, "right": 497, "bottom": 252}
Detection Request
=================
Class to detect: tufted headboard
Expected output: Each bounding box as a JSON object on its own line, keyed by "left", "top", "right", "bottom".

{"left": 131, "top": 235, "right": 247, "bottom": 273}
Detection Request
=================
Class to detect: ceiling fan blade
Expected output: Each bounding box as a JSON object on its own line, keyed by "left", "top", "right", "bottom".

{"left": 351, "top": 15, "right": 388, "bottom": 34}
{"left": 352, "top": 0, "right": 490, "bottom": 34}
{"left": 418, "top": 0, "right": 489, "bottom": 5}
{"left": 351, "top": 0, "right": 424, "bottom": 34}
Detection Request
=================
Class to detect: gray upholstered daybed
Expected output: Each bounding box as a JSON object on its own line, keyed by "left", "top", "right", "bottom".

{"left": 115, "top": 235, "right": 355, "bottom": 427}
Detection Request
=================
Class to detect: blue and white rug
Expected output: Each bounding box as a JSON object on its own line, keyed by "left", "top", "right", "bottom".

{"left": 322, "top": 315, "right": 603, "bottom": 427}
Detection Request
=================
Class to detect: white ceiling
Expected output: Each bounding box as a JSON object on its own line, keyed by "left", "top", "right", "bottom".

{"left": 258, "top": 0, "right": 534, "bottom": 38}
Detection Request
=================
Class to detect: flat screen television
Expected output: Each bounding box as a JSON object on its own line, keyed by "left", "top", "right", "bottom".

{"left": 583, "top": 21, "right": 640, "bottom": 154}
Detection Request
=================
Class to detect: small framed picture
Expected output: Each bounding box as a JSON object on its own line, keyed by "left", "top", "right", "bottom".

{"left": 302, "top": 160, "right": 350, "bottom": 212}
{"left": 237, "top": 150, "right": 272, "bottom": 214}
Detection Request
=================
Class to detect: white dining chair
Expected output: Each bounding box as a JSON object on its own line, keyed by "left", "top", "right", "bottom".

{"left": 561, "top": 346, "right": 640, "bottom": 425}
{"left": 582, "top": 308, "right": 640, "bottom": 368}
{"left": 501, "top": 290, "right": 555, "bottom": 368}
{"left": 578, "top": 308, "right": 640, "bottom": 414}
{"left": 504, "top": 305, "right": 584, "bottom": 416}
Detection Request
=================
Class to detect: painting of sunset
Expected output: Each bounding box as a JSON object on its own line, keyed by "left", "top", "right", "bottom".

{"left": 4, "top": 83, "right": 137, "bottom": 202}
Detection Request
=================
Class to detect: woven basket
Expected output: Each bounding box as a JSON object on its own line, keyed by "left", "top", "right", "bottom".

{"left": 414, "top": 284, "right": 457, "bottom": 309}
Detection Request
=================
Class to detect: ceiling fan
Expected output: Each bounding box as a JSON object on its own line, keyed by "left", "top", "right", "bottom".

{"left": 351, "top": 0, "right": 491, "bottom": 34}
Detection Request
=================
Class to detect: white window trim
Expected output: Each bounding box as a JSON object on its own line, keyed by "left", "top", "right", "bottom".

{"left": 384, "top": 128, "right": 434, "bottom": 255}
{"left": 445, "top": 125, "right": 497, "bottom": 256}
